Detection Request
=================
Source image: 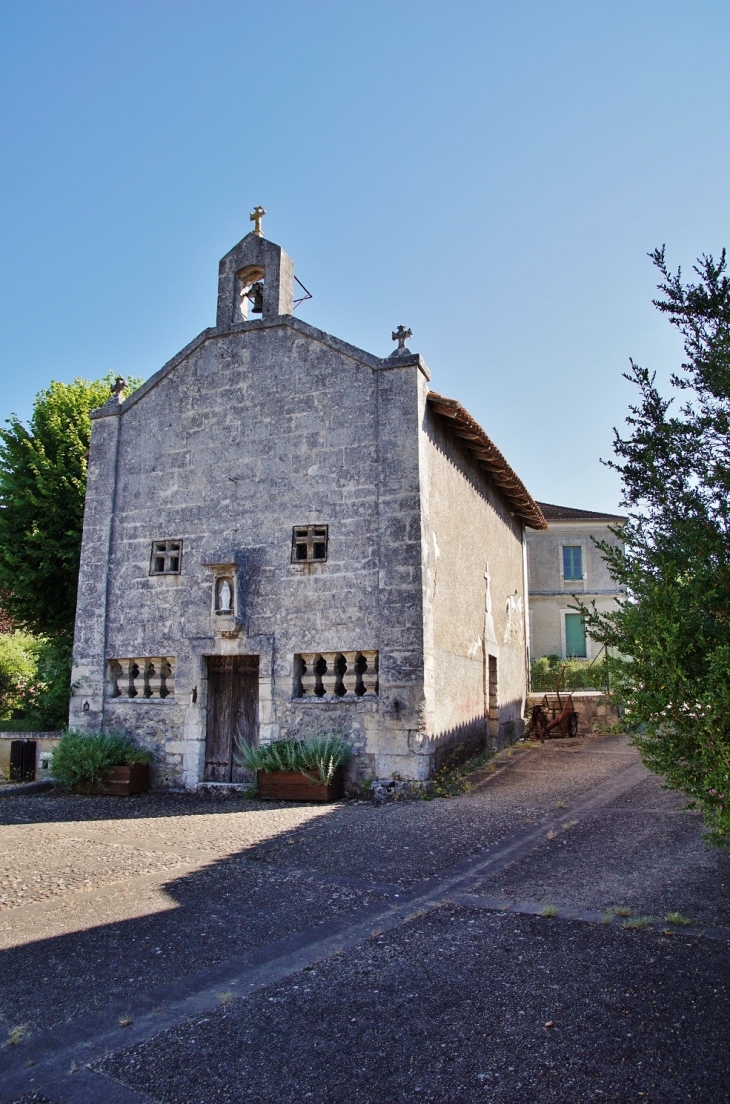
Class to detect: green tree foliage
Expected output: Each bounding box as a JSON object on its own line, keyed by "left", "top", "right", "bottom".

{"left": 0, "top": 373, "right": 141, "bottom": 728}
{"left": 0, "top": 374, "right": 141, "bottom": 639}
{"left": 584, "top": 248, "right": 730, "bottom": 846}
{"left": 0, "top": 631, "right": 71, "bottom": 729}
{"left": 0, "top": 630, "right": 44, "bottom": 718}
{"left": 0, "top": 377, "right": 111, "bottom": 637}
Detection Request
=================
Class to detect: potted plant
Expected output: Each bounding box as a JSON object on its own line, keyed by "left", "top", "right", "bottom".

{"left": 50, "top": 730, "right": 153, "bottom": 795}
{"left": 236, "top": 732, "right": 353, "bottom": 802}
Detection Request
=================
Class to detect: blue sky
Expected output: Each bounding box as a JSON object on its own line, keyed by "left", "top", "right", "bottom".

{"left": 1, "top": 1, "right": 728, "bottom": 512}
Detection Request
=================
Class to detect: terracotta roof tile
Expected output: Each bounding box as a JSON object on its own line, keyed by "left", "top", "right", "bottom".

{"left": 427, "top": 392, "right": 547, "bottom": 530}
{"left": 536, "top": 501, "right": 626, "bottom": 523}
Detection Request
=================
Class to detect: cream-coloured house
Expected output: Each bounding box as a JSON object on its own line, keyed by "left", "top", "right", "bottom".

{"left": 526, "top": 502, "right": 625, "bottom": 660}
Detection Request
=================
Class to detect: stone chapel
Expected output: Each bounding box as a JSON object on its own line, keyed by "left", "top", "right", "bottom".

{"left": 70, "top": 214, "right": 547, "bottom": 789}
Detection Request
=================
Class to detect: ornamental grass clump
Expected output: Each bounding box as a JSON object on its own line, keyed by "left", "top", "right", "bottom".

{"left": 235, "top": 733, "right": 353, "bottom": 785}
{"left": 50, "top": 729, "right": 153, "bottom": 791}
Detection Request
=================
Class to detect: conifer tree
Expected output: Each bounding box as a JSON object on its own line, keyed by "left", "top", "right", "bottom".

{"left": 585, "top": 248, "right": 730, "bottom": 845}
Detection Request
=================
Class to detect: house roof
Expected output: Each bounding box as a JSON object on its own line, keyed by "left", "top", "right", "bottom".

{"left": 427, "top": 392, "right": 548, "bottom": 530}
{"left": 536, "top": 501, "right": 627, "bottom": 523}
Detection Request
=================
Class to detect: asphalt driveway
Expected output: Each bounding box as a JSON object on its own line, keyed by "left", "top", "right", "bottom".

{"left": 1, "top": 733, "right": 728, "bottom": 1103}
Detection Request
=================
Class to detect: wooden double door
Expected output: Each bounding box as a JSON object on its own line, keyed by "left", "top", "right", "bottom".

{"left": 204, "top": 655, "right": 259, "bottom": 782}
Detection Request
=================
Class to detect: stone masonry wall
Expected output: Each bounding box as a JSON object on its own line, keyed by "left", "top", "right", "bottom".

{"left": 71, "top": 312, "right": 430, "bottom": 787}
{"left": 418, "top": 392, "right": 528, "bottom": 765}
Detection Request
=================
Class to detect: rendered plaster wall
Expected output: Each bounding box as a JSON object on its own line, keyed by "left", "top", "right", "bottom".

{"left": 528, "top": 594, "right": 620, "bottom": 661}
{"left": 526, "top": 521, "right": 624, "bottom": 659}
{"left": 527, "top": 522, "right": 622, "bottom": 596}
{"left": 418, "top": 393, "right": 528, "bottom": 764}
{"left": 71, "top": 315, "right": 427, "bottom": 787}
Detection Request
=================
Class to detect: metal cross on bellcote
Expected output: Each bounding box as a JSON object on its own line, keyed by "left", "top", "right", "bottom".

{"left": 392, "top": 325, "right": 412, "bottom": 351}
{"left": 250, "top": 206, "right": 267, "bottom": 236}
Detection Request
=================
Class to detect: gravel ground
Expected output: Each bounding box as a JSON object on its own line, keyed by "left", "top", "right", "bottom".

{"left": 2, "top": 732, "right": 729, "bottom": 1103}
{"left": 471, "top": 771, "right": 730, "bottom": 927}
{"left": 97, "top": 905, "right": 730, "bottom": 1104}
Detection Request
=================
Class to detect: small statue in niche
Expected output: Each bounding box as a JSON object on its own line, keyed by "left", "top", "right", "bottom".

{"left": 218, "top": 578, "right": 233, "bottom": 613}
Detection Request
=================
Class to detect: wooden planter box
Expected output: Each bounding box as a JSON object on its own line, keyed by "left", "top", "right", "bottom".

{"left": 84, "top": 764, "right": 150, "bottom": 796}
{"left": 257, "top": 766, "right": 343, "bottom": 803}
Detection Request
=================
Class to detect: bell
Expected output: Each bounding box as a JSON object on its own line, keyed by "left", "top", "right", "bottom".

{"left": 249, "top": 281, "right": 264, "bottom": 314}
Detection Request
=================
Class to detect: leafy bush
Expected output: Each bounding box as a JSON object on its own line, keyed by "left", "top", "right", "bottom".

{"left": 235, "top": 733, "right": 353, "bottom": 785}
{"left": 530, "top": 654, "right": 608, "bottom": 692}
{"left": 0, "top": 632, "right": 72, "bottom": 729}
{"left": 20, "top": 636, "right": 72, "bottom": 729}
{"left": 0, "top": 631, "right": 44, "bottom": 718}
{"left": 50, "top": 730, "right": 153, "bottom": 790}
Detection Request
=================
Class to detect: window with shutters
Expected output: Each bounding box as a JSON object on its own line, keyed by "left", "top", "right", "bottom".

{"left": 562, "top": 545, "right": 583, "bottom": 581}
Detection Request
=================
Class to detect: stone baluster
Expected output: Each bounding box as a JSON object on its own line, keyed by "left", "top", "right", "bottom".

{"left": 300, "top": 653, "right": 318, "bottom": 697}
{"left": 106, "top": 660, "right": 123, "bottom": 698}
{"left": 145, "top": 660, "right": 163, "bottom": 699}
{"left": 360, "top": 651, "right": 379, "bottom": 695}
{"left": 161, "top": 658, "right": 174, "bottom": 699}
{"left": 131, "top": 660, "right": 145, "bottom": 699}
{"left": 116, "top": 658, "right": 133, "bottom": 698}
{"left": 320, "top": 653, "right": 337, "bottom": 696}
{"left": 341, "top": 651, "right": 359, "bottom": 697}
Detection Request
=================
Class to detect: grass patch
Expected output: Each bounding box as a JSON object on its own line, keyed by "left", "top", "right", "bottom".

{"left": 665, "top": 911, "right": 692, "bottom": 926}
{"left": 6, "top": 1024, "right": 28, "bottom": 1046}
{"left": 601, "top": 911, "right": 615, "bottom": 924}
{"left": 217, "top": 991, "right": 235, "bottom": 1006}
{"left": 540, "top": 904, "right": 559, "bottom": 917}
{"left": 613, "top": 905, "right": 632, "bottom": 917}
{"left": 118, "top": 1014, "right": 133, "bottom": 1027}
{"left": 623, "top": 916, "right": 654, "bottom": 929}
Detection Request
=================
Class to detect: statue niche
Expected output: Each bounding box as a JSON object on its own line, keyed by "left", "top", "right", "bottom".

{"left": 215, "top": 576, "right": 235, "bottom": 614}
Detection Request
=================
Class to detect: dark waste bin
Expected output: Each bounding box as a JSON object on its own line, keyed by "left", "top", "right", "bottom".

{"left": 9, "top": 739, "right": 36, "bottom": 782}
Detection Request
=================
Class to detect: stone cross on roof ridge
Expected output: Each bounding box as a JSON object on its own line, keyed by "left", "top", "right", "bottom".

{"left": 391, "top": 325, "right": 413, "bottom": 352}
{"left": 249, "top": 206, "right": 267, "bottom": 236}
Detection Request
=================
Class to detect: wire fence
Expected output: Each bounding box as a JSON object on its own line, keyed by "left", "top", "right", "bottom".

{"left": 529, "top": 653, "right": 610, "bottom": 694}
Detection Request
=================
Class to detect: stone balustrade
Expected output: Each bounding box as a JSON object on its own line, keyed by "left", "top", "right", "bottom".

{"left": 107, "top": 657, "right": 176, "bottom": 700}
{"left": 294, "top": 651, "right": 378, "bottom": 699}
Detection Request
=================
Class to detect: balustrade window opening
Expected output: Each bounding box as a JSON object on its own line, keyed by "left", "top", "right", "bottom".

{"left": 107, "top": 657, "right": 176, "bottom": 699}
{"left": 150, "top": 540, "right": 182, "bottom": 575}
{"left": 292, "top": 525, "right": 328, "bottom": 563}
{"left": 293, "top": 651, "right": 378, "bottom": 698}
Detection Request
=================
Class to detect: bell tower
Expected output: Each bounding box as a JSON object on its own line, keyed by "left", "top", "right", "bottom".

{"left": 216, "top": 207, "right": 294, "bottom": 329}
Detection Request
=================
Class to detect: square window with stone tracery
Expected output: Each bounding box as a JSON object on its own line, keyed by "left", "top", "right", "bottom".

{"left": 150, "top": 540, "right": 182, "bottom": 575}
{"left": 291, "top": 526, "right": 328, "bottom": 563}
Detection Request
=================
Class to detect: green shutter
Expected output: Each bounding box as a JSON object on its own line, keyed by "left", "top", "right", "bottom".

{"left": 563, "top": 546, "right": 583, "bottom": 580}
{"left": 565, "top": 614, "right": 586, "bottom": 658}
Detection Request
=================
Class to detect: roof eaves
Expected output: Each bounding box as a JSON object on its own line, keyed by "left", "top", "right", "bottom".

{"left": 427, "top": 392, "right": 547, "bottom": 530}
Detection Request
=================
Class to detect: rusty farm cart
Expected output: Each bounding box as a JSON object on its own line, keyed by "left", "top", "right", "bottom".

{"left": 526, "top": 666, "right": 579, "bottom": 742}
